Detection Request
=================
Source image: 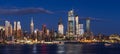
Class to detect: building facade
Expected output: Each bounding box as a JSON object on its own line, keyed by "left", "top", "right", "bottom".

{"left": 58, "top": 18, "right": 64, "bottom": 35}
{"left": 67, "top": 9, "right": 75, "bottom": 36}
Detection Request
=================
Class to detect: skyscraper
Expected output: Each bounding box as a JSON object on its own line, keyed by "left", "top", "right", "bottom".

{"left": 30, "top": 18, "right": 34, "bottom": 34}
{"left": 42, "top": 24, "right": 47, "bottom": 40}
{"left": 17, "top": 21, "right": 22, "bottom": 37}
{"left": 17, "top": 21, "right": 21, "bottom": 30}
{"left": 75, "top": 15, "right": 79, "bottom": 35}
{"left": 42, "top": 24, "right": 47, "bottom": 35}
{"left": 14, "top": 21, "right": 17, "bottom": 31}
{"left": 13, "top": 21, "right": 17, "bottom": 36}
{"left": 79, "top": 24, "right": 84, "bottom": 35}
{"left": 58, "top": 18, "right": 64, "bottom": 35}
{"left": 68, "top": 9, "right": 75, "bottom": 36}
{"left": 5, "top": 21, "right": 12, "bottom": 36}
{"left": 85, "top": 17, "right": 93, "bottom": 37}
{"left": 46, "top": 29, "right": 50, "bottom": 36}
{"left": 5, "top": 21, "right": 9, "bottom": 36}
{"left": 9, "top": 24, "right": 12, "bottom": 36}
{"left": 86, "top": 18, "right": 90, "bottom": 33}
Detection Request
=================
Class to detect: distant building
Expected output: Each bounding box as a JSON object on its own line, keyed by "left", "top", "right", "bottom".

{"left": 79, "top": 24, "right": 84, "bottom": 35}
{"left": 86, "top": 18, "right": 90, "bottom": 33}
{"left": 13, "top": 21, "right": 17, "bottom": 36}
{"left": 17, "top": 21, "right": 21, "bottom": 30}
{"left": 5, "top": 21, "right": 9, "bottom": 36}
{"left": 9, "top": 24, "right": 12, "bottom": 36}
{"left": 75, "top": 15, "right": 79, "bottom": 35}
{"left": 42, "top": 24, "right": 47, "bottom": 40}
{"left": 42, "top": 24, "right": 47, "bottom": 35}
{"left": 85, "top": 17, "right": 93, "bottom": 36}
{"left": 17, "top": 21, "right": 22, "bottom": 37}
{"left": 34, "top": 29, "right": 39, "bottom": 40}
{"left": 30, "top": 18, "right": 34, "bottom": 34}
{"left": 5, "top": 21, "right": 12, "bottom": 36}
{"left": 13, "top": 21, "right": 23, "bottom": 38}
{"left": 0, "top": 26, "right": 5, "bottom": 40}
{"left": 58, "top": 18, "right": 64, "bottom": 35}
{"left": 46, "top": 29, "right": 50, "bottom": 36}
{"left": 67, "top": 9, "right": 75, "bottom": 36}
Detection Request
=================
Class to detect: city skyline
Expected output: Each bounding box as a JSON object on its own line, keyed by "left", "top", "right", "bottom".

{"left": 0, "top": 1, "right": 120, "bottom": 54}
{"left": 0, "top": 0, "right": 120, "bottom": 35}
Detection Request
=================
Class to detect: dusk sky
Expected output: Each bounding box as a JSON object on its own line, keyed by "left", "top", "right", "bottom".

{"left": 0, "top": 0, "right": 120, "bottom": 35}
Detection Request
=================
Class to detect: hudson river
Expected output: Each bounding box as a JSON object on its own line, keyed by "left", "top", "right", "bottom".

{"left": 0, "top": 43, "right": 120, "bottom": 54}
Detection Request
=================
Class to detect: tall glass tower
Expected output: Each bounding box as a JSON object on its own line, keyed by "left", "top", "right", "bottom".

{"left": 75, "top": 15, "right": 79, "bottom": 35}
{"left": 68, "top": 9, "right": 75, "bottom": 36}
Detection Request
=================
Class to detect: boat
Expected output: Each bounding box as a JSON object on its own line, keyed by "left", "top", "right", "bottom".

{"left": 104, "top": 43, "right": 112, "bottom": 46}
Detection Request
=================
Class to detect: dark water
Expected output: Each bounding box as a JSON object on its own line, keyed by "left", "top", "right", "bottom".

{"left": 0, "top": 43, "right": 120, "bottom": 54}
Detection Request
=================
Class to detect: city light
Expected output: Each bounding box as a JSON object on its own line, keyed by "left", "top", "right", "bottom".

{"left": 0, "top": 9, "right": 119, "bottom": 44}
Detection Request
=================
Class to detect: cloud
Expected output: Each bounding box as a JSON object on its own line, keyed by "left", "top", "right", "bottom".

{"left": 0, "top": 7, "right": 54, "bottom": 15}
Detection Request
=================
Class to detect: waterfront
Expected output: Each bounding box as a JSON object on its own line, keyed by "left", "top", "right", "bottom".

{"left": 0, "top": 43, "right": 120, "bottom": 54}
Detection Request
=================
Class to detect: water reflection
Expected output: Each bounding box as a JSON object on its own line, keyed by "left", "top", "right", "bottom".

{"left": 33, "top": 44, "right": 37, "bottom": 54}
{"left": 0, "top": 44, "right": 120, "bottom": 54}
{"left": 41, "top": 44, "right": 47, "bottom": 54}
{"left": 57, "top": 45, "right": 65, "bottom": 54}
{"left": 64, "top": 44, "right": 83, "bottom": 54}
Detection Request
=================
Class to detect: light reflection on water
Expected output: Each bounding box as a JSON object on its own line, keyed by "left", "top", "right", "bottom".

{"left": 33, "top": 44, "right": 37, "bottom": 53}
{"left": 57, "top": 45, "right": 65, "bottom": 54}
{"left": 0, "top": 43, "right": 120, "bottom": 54}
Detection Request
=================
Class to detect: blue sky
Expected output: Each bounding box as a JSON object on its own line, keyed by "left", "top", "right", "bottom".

{"left": 0, "top": 0, "right": 120, "bottom": 35}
